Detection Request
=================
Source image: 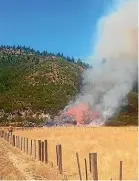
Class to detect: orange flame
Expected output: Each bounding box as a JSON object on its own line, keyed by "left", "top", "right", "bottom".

{"left": 65, "top": 103, "right": 103, "bottom": 124}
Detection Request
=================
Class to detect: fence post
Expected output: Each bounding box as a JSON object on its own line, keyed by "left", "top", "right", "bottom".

{"left": 7, "top": 133, "right": 9, "bottom": 142}
{"left": 91, "top": 153, "right": 98, "bottom": 180}
{"left": 7, "top": 132, "right": 8, "bottom": 142}
{"left": 38, "top": 140, "right": 41, "bottom": 161}
{"left": 30, "top": 140, "right": 32, "bottom": 156}
{"left": 26, "top": 138, "right": 28, "bottom": 154}
{"left": 119, "top": 161, "right": 123, "bottom": 180}
{"left": 15, "top": 136, "right": 17, "bottom": 147}
{"left": 76, "top": 152, "right": 82, "bottom": 180}
{"left": 2, "top": 130, "right": 4, "bottom": 138}
{"left": 56, "top": 145, "right": 58, "bottom": 166}
{"left": 89, "top": 153, "right": 92, "bottom": 172}
{"left": 41, "top": 141, "right": 44, "bottom": 162}
{"left": 4, "top": 132, "right": 6, "bottom": 140}
{"left": 44, "top": 140, "right": 48, "bottom": 163}
{"left": 18, "top": 136, "right": 20, "bottom": 149}
{"left": 1, "top": 130, "right": 2, "bottom": 137}
{"left": 23, "top": 137, "right": 25, "bottom": 152}
{"left": 17, "top": 136, "right": 18, "bottom": 148}
{"left": 13, "top": 135, "right": 15, "bottom": 146}
{"left": 17, "top": 136, "right": 19, "bottom": 148}
{"left": 57, "top": 144, "right": 63, "bottom": 174}
{"left": 34, "top": 140, "right": 36, "bottom": 159}
{"left": 21, "top": 137, "right": 23, "bottom": 151}
{"left": 84, "top": 158, "right": 88, "bottom": 181}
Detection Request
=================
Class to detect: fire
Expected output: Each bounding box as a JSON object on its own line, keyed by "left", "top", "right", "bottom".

{"left": 64, "top": 103, "right": 103, "bottom": 125}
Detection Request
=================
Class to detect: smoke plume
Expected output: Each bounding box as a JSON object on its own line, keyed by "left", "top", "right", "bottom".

{"left": 63, "top": 0, "right": 138, "bottom": 126}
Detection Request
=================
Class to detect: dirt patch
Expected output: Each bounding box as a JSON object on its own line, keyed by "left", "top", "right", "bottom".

{"left": 0, "top": 138, "right": 63, "bottom": 180}
{"left": 0, "top": 139, "right": 26, "bottom": 180}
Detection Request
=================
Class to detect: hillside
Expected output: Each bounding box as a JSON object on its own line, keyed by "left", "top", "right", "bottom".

{"left": 0, "top": 46, "right": 86, "bottom": 125}
{"left": 0, "top": 45, "right": 138, "bottom": 126}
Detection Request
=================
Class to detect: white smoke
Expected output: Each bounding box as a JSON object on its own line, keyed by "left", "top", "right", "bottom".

{"left": 93, "top": 0, "right": 138, "bottom": 61}
{"left": 72, "top": 0, "right": 138, "bottom": 125}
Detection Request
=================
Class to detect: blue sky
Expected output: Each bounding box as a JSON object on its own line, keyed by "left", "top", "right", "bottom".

{"left": 0, "top": 0, "right": 111, "bottom": 60}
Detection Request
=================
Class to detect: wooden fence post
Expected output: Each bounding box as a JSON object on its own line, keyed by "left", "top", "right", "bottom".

{"left": 56, "top": 145, "right": 58, "bottom": 166}
{"left": 84, "top": 158, "right": 88, "bottom": 181}
{"left": 119, "top": 161, "right": 123, "bottom": 180}
{"left": 7, "top": 133, "right": 8, "bottom": 142}
{"left": 7, "top": 133, "right": 9, "bottom": 142}
{"left": 26, "top": 138, "right": 28, "bottom": 154}
{"left": 38, "top": 140, "right": 41, "bottom": 161}
{"left": 76, "top": 152, "right": 82, "bottom": 180}
{"left": 21, "top": 137, "right": 23, "bottom": 151}
{"left": 17, "top": 136, "right": 18, "bottom": 148}
{"left": 17, "top": 136, "right": 19, "bottom": 148}
{"left": 6, "top": 132, "right": 8, "bottom": 142}
{"left": 34, "top": 140, "right": 36, "bottom": 159}
{"left": 91, "top": 153, "right": 98, "bottom": 180}
{"left": 89, "top": 153, "right": 92, "bottom": 172}
{"left": 57, "top": 144, "right": 63, "bottom": 174}
{"left": 30, "top": 140, "right": 32, "bottom": 156}
{"left": 23, "top": 137, "right": 25, "bottom": 152}
{"left": 13, "top": 135, "right": 15, "bottom": 146}
{"left": 44, "top": 140, "right": 48, "bottom": 163}
{"left": 41, "top": 141, "right": 44, "bottom": 162}
{"left": 1, "top": 130, "right": 2, "bottom": 137}
{"left": 18, "top": 136, "right": 20, "bottom": 149}
{"left": 16, "top": 136, "right": 17, "bottom": 147}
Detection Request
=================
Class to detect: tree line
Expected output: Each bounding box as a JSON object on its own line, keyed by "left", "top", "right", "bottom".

{"left": 0, "top": 45, "right": 90, "bottom": 69}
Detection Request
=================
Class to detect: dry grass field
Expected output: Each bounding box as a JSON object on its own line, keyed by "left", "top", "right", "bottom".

{"left": 13, "top": 126, "right": 138, "bottom": 180}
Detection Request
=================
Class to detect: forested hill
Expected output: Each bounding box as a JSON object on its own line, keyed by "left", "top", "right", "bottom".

{"left": 0, "top": 45, "right": 87, "bottom": 110}
{"left": 0, "top": 45, "right": 138, "bottom": 126}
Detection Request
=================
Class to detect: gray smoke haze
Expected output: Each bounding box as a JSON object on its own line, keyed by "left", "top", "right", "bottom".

{"left": 65, "top": 0, "right": 138, "bottom": 125}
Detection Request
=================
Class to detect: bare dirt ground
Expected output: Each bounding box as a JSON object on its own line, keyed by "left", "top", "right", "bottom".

{"left": 0, "top": 138, "right": 63, "bottom": 180}
{"left": 12, "top": 126, "right": 138, "bottom": 180}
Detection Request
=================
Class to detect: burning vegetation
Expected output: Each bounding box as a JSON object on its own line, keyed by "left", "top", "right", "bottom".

{"left": 44, "top": 0, "right": 138, "bottom": 127}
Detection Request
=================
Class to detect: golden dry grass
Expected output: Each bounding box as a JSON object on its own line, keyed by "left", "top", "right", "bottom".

{"left": 14, "top": 126, "right": 138, "bottom": 180}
